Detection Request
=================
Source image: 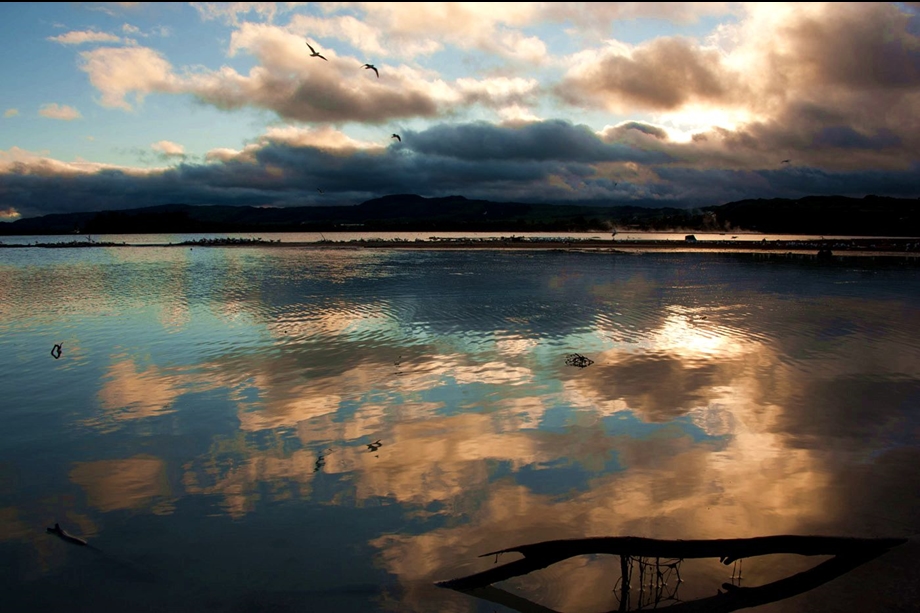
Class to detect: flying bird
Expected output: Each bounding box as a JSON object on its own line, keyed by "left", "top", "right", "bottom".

{"left": 781, "top": 159, "right": 791, "bottom": 164}
{"left": 316, "top": 188, "right": 324, "bottom": 194}
{"left": 391, "top": 134, "right": 401, "bottom": 142}
{"left": 306, "top": 42, "right": 327, "bottom": 61}
{"left": 363, "top": 63, "right": 379, "bottom": 78}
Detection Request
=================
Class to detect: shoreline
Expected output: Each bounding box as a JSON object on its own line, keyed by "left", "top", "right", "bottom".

{"left": 3, "top": 236, "right": 920, "bottom": 257}
{"left": 0, "top": 236, "right": 920, "bottom": 259}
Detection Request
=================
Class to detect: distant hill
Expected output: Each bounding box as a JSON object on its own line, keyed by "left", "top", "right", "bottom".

{"left": 701, "top": 195, "right": 920, "bottom": 236}
{"left": 1, "top": 194, "right": 919, "bottom": 236}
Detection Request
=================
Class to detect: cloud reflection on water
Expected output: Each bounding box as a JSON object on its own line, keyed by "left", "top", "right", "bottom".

{"left": 70, "top": 456, "right": 174, "bottom": 514}
{"left": 4, "top": 250, "right": 919, "bottom": 612}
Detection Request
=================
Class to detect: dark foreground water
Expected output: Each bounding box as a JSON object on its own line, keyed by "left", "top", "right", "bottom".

{"left": 1, "top": 246, "right": 919, "bottom": 612}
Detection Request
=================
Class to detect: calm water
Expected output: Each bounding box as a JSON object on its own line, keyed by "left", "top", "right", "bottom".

{"left": 2, "top": 246, "right": 919, "bottom": 612}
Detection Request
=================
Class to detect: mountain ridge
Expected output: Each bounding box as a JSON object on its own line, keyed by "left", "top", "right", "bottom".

{"left": 2, "top": 194, "right": 919, "bottom": 236}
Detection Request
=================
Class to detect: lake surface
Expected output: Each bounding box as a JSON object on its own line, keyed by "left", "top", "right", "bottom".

{"left": 2, "top": 246, "right": 919, "bottom": 612}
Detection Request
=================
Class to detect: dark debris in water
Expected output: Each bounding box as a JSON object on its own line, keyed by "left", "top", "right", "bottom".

{"left": 565, "top": 353, "right": 594, "bottom": 368}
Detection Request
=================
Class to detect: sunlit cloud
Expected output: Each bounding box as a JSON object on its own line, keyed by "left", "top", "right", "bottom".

{"left": 89, "top": 2, "right": 143, "bottom": 17}
{"left": 260, "top": 124, "right": 383, "bottom": 152}
{"left": 0, "top": 207, "right": 22, "bottom": 220}
{"left": 151, "top": 139, "right": 186, "bottom": 158}
{"left": 3, "top": 108, "right": 19, "bottom": 118}
{"left": 47, "top": 29, "right": 123, "bottom": 45}
{"left": 0, "top": 1, "right": 917, "bottom": 218}
{"left": 0, "top": 146, "right": 160, "bottom": 177}
{"left": 190, "top": 1, "right": 291, "bottom": 25}
{"left": 38, "top": 103, "right": 82, "bottom": 121}
{"left": 558, "top": 37, "right": 743, "bottom": 113}
{"left": 79, "top": 45, "right": 178, "bottom": 111}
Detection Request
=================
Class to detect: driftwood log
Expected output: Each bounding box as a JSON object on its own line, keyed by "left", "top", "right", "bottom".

{"left": 437, "top": 535, "right": 906, "bottom": 591}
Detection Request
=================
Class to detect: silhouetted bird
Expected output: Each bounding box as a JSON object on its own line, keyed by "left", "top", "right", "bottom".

{"left": 306, "top": 42, "right": 327, "bottom": 61}
{"left": 363, "top": 63, "right": 379, "bottom": 78}
{"left": 316, "top": 188, "right": 324, "bottom": 194}
{"left": 391, "top": 134, "right": 401, "bottom": 142}
{"left": 781, "top": 159, "right": 791, "bottom": 164}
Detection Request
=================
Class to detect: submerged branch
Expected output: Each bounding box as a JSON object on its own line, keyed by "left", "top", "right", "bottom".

{"left": 437, "top": 535, "right": 906, "bottom": 591}
{"left": 450, "top": 549, "right": 895, "bottom": 613}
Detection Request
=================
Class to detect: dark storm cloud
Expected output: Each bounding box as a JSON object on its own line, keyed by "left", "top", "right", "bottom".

{"left": 4, "top": 108, "right": 920, "bottom": 220}
{"left": 775, "top": 3, "right": 920, "bottom": 91}
{"left": 812, "top": 126, "right": 902, "bottom": 150}
{"left": 406, "top": 119, "right": 671, "bottom": 164}
{"left": 4, "top": 120, "right": 650, "bottom": 217}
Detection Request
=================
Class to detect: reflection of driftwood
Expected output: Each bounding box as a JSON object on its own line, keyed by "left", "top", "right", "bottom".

{"left": 447, "top": 547, "right": 896, "bottom": 613}
{"left": 437, "top": 535, "right": 906, "bottom": 591}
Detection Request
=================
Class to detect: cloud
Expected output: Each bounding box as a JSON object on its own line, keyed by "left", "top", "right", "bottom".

{"left": 190, "top": 1, "right": 286, "bottom": 25}
{"left": 3, "top": 108, "right": 920, "bottom": 222}
{"left": 38, "top": 103, "right": 82, "bottom": 121}
{"left": 75, "top": 27, "right": 544, "bottom": 124}
{"left": 3, "top": 109, "right": 18, "bottom": 118}
{"left": 541, "top": 2, "right": 739, "bottom": 29}
{"left": 600, "top": 121, "right": 670, "bottom": 141}
{"left": 151, "top": 140, "right": 186, "bottom": 158}
{"left": 0, "top": 207, "right": 21, "bottom": 220}
{"left": 89, "top": 2, "right": 143, "bottom": 17}
{"left": 47, "top": 29, "right": 123, "bottom": 45}
{"left": 324, "top": 3, "right": 548, "bottom": 62}
{"left": 407, "top": 119, "right": 670, "bottom": 164}
{"left": 558, "top": 37, "right": 741, "bottom": 113}
{"left": 79, "top": 46, "right": 177, "bottom": 110}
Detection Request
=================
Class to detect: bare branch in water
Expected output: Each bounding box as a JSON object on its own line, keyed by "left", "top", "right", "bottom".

{"left": 437, "top": 535, "right": 906, "bottom": 591}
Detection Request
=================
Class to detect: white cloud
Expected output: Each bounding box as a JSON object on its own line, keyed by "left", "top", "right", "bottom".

{"left": 151, "top": 140, "right": 186, "bottom": 157}
{"left": 0, "top": 146, "right": 158, "bottom": 176}
{"left": 79, "top": 46, "right": 178, "bottom": 110}
{"left": 48, "top": 30, "right": 123, "bottom": 45}
{"left": 38, "top": 103, "right": 82, "bottom": 121}
{"left": 190, "top": 2, "right": 293, "bottom": 25}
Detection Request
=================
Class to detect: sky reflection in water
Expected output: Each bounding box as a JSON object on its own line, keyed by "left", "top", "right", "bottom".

{"left": 1, "top": 247, "right": 919, "bottom": 612}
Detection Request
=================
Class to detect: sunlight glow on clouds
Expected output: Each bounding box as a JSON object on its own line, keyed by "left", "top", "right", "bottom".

{"left": 2, "top": 2, "right": 919, "bottom": 216}
{"left": 3, "top": 109, "right": 18, "bottom": 118}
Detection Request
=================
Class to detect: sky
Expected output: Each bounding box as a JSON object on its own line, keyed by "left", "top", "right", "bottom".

{"left": 1, "top": 2, "right": 920, "bottom": 220}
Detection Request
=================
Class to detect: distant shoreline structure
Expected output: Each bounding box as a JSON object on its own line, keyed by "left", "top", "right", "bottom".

{"left": 3, "top": 235, "right": 920, "bottom": 258}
